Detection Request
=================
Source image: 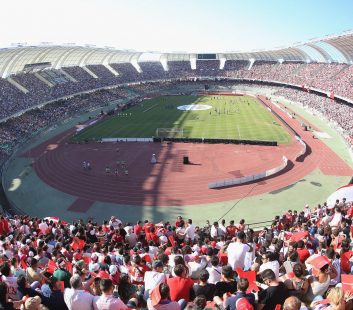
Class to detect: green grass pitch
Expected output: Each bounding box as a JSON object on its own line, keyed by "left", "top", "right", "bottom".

{"left": 71, "top": 95, "right": 291, "bottom": 144}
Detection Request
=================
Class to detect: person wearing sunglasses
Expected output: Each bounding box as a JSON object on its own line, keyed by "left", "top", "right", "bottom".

{"left": 256, "top": 269, "right": 289, "bottom": 310}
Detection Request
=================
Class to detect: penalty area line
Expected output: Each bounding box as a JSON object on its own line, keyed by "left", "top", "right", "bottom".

{"left": 143, "top": 104, "right": 158, "bottom": 113}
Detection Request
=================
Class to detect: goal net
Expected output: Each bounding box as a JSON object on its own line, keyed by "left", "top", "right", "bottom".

{"left": 156, "top": 128, "right": 184, "bottom": 138}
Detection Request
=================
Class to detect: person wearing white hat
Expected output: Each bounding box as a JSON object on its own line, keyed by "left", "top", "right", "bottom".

{"left": 89, "top": 254, "right": 99, "bottom": 272}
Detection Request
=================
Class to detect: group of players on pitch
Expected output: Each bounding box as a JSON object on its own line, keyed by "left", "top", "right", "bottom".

{"left": 82, "top": 160, "right": 129, "bottom": 177}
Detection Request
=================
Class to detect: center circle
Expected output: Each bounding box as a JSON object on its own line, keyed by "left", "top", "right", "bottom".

{"left": 177, "top": 104, "right": 212, "bottom": 111}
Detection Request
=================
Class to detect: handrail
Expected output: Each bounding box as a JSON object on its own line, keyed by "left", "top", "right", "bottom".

{"left": 246, "top": 220, "right": 274, "bottom": 231}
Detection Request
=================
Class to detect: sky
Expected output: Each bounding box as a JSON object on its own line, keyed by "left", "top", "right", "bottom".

{"left": 1, "top": 0, "right": 353, "bottom": 53}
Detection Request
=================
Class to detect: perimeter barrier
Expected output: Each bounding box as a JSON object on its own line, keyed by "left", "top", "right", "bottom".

{"left": 153, "top": 137, "right": 277, "bottom": 146}
{"left": 101, "top": 138, "right": 154, "bottom": 142}
{"left": 295, "top": 135, "right": 307, "bottom": 161}
{"left": 208, "top": 156, "right": 288, "bottom": 189}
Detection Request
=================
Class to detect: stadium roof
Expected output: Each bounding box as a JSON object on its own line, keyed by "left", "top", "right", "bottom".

{"left": 1, "top": 30, "right": 353, "bottom": 77}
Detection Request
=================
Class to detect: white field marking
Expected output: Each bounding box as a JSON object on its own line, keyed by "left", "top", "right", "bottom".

{"left": 237, "top": 125, "right": 241, "bottom": 139}
{"left": 177, "top": 104, "right": 212, "bottom": 111}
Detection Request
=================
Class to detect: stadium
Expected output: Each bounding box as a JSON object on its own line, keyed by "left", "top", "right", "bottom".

{"left": 1, "top": 34, "right": 353, "bottom": 224}
{"left": 0, "top": 1, "right": 353, "bottom": 309}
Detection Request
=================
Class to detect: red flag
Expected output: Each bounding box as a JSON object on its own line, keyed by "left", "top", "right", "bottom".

{"left": 20, "top": 259, "right": 28, "bottom": 270}
{"left": 236, "top": 268, "right": 259, "bottom": 293}
{"left": 82, "top": 256, "right": 90, "bottom": 266}
{"left": 47, "top": 260, "right": 57, "bottom": 274}
{"left": 308, "top": 255, "right": 330, "bottom": 276}
{"left": 71, "top": 237, "right": 85, "bottom": 251}
{"left": 66, "top": 261, "right": 73, "bottom": 273}
{"left": 341, "top": 274, "right": 353, "bottom": 293}
{"left": 290, "top": 231, "right": 308, "bottom": 242}
{"left": 142, "top": 255, "right": 152, "bottom": 263}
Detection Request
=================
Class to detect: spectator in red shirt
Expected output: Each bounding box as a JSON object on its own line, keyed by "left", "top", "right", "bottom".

{"left": 296, "top": 240, "right": 310, "bottom": 263}
{"left": 226, "top": 220, "right": 237, "bottom": 238}
{"left": 340, "top": 239, "right": 353, "bottom": 274}
{"left": 134, "top": 221, "right": 142, "bottom": 237}
{"left": 143, "top": 220, "right": 154, "bottom": 234}
{"left": 111, "top": 230, "right": 124, "bottom": 244}
{"left": 167, "top": 264, "right": 195, "bottom": 302}
{"left": 175, "top": 216, "right": 183, "bottom": 228}
{"left": 0, "top": 217, "right": 5, "bottom": 235}
{"left": 146, "top": 227, "right": 159, "bottom": 245}
{"left": 285, "top": 210, "right": 294, "bottom": 225}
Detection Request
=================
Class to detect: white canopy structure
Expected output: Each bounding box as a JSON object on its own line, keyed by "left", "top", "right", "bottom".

{"left": 327, "top": 184, "right": 353, "bottom": 207}
{"left": 1, "top": 29, "right": 353, "bottom": 78}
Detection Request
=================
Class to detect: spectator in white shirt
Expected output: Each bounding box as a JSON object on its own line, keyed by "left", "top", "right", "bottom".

{"left": 184, "top": 219, "right": 195, "bottom": 243}
{"left": 227, "top": 231, "right": 253, "bottom": 270}
{"left": 144, "top": 261, "right": 167, "bottom": 299}
{"left": 176, "top": 221, "right": 186, "bottom": 242}
{"left": 19, "top": 221, "right": 30, "bottom": 235}
{"left": 188, "top": 255, "right": 207, "bottom": 280}
{"left": 206, "top": 256, "right": 222, "bottom": 284}
{"left": 38, "top": 220, "right": 49, "bottom": 235}
{"left": 219, "top": 219, "right": 227, "bottom": 236}
{"left": 64, "top": 274, "right": 94, "bottom": 310}
{"left": 211, "top": 222, "right": 224, "bottom": 239}
{"left": 258, "top": 252, "right": 280, "bottom": 280}
{"left": 125, "top": 227, "right": 137, "bottom": 248}
{"left": 329, "top": 207, "right": 342, "bottom": 228}
{"left": 109, "top": 216, "right": 122, "bottom": 230}
{"left": 93, "top": 278, "right": 127, "bottom": 310}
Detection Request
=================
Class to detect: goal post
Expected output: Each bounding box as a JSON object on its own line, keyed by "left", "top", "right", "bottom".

{"left": 156, "top": 128, "right": 184, "bottom": 138}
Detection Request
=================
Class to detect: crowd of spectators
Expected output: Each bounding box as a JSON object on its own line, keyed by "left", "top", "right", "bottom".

{"left": 0, "top": 198, "right": 353, "bottom": 309}
{"left": 273, "top": 88, "right": 353, "bottom": 138}
{"left": 11, "top": 73, "right": 52, "bottom": 103}
{"left": 139, "top": 62, "right": 166, "bottom": 81}
{"left": 37, "top": 70, "right": 70, "bottom": 86}
{"left": 0, "top": 87, "right": 133, "bottom": 166}
{"left": 110, "top": 63, "right": 141, "bottom": 84}
{"left": 239, "top": 62, "right": 353, "bottom": 102}
{"left": 1, "top": 61, "right": 353, "bottom": 120}
{"left": 166, "top": 61, "right": 196, "bottom": 80}
{"left": 86, "top": 65, "right": 117, "bottom": 80}
{"left": 195, "top": 61, "right": 221, "bottom": 77}
{"left": 222, "top": 61, "right": 249, "bottom": 78}
{"left": 241, "top": 61, "right": 279, "bottom": 81}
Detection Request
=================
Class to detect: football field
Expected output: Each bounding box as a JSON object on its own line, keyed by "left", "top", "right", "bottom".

{"left": 71, "top": 95, "right": 291, "bottom": 144}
